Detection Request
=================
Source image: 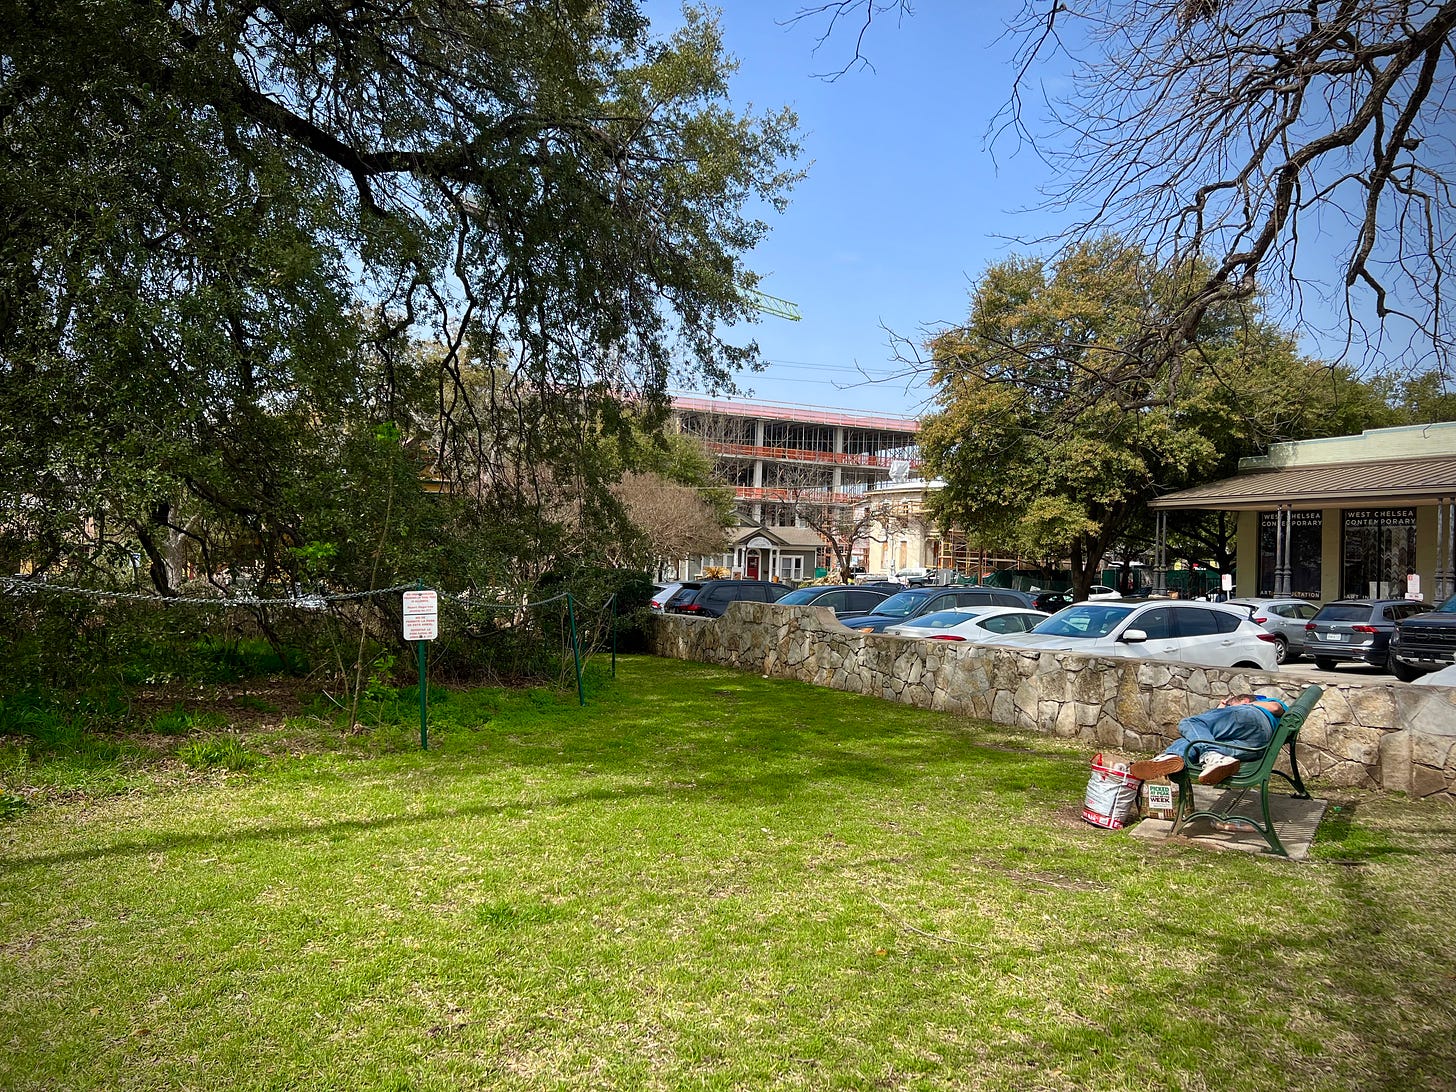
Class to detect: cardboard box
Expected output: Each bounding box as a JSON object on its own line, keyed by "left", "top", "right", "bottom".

{"left": 1141, "top": 779, "right": 1180, "bottom": 821}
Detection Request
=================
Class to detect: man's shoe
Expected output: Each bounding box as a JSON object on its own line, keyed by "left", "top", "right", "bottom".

{"left": 1197, "top": 752, "right": 1241, "bottom": 785}
{"left": 1130, "top": 754, "right": 1184, "bottom": 780}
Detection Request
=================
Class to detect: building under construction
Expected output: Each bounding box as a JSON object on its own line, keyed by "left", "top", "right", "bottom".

{"left": 672, "top": 395, "right": 920, "bottom": 527}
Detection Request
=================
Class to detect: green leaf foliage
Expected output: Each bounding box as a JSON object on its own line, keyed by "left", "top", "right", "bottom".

{"left": 920, "top": 238, "right": 1404, "bottom": 592}
{"left": 0, "top": 2, "right": 800, "bottom": 681}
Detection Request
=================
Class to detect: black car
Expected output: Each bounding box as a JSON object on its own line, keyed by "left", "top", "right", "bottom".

{"left": 1304, "top": 597, "right": 1433, "bottom": 671}
{"left": 1390, "top": 594, "right": 1456, "bottom": 682}
{"left": 842, "top": 586, "right": 1037, "bottom": 633}
{"left": 773, "top": 584, "right": 892, "bottom": 618}
{"left": 1032, "top": 589, "right": 1075, "bottom": 613}
{"left": 664, "top": 579, "right": 792, "bottom": 618}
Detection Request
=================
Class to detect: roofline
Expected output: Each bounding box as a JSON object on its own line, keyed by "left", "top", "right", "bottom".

{"left": 671, "top": 394, "right": 919, "bottom": 433}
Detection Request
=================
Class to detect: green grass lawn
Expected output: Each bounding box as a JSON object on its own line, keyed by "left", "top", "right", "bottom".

{"left": 3, "top": 655, "right": 1454, "bottom": 1090}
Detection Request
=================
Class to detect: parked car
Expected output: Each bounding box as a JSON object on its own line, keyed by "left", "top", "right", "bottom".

{"left": 884, "top": 606, "right": 1049, "bottom": 641}
{"left": 955, "top": 586, "right": 1040, "bottom": 609}
{"left": 1084, "top": 585, "right": 1123, "bottom": 600}
{"left": 1033, "top": 589, "right": 1075, "bottom": 613}
{"left": 664, "top": 579, "right": 792, "bottom": 618}
{"left": 649, "top": 581, "right": 685, "bottom": 613}
{"left": 843, "top": 586, "right": 1041, "bottom": 633}
{"left": 1386, "top": 595, "right": 1456, "bottom": 681}
{"left": 773, "top": 584, "right": 892, "bottom": 618}
{"left": 984, "top": 599, "right": 1280, "bottom": 670}
{"left": 1227, "top": 597, "right": 1321, "bottom": 664}
{"left": 1303, "top": 598, "right": 1433, "bottom": 672}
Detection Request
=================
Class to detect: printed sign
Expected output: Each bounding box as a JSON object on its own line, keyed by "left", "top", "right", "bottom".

{"left": 402, "top": 589, "right": 439, "bottom": 641}
{"left": 1144, "top": 783, "right": 1175, "bottom": 811}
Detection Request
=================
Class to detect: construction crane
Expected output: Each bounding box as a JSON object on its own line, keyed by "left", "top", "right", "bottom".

{"left": 743, "top": 286, "right": 801, "bottom": 322}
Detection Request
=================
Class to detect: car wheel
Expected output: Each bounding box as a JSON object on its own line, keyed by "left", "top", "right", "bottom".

{"left": 1272, "top": 635, "right": 1288, "bottom": 665}
{"left": 1314, "top": 656, "right": 1338, "bottom": 672}
{"left": 1390, "top": 659, "right": 1424, "bottom": 683}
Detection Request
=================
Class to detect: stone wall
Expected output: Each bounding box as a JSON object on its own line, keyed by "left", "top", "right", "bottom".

{"left": 651, "top": 602, "right": 1456, "bottom": 799}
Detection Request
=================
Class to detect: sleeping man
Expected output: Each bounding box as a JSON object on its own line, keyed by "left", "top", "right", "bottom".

{"left": 1129, "top": 693, "right": 1289, "bottom": 785}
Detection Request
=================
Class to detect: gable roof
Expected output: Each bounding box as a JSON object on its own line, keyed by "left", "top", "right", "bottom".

{"left": 728, "top": 523, "right": 824, "bottom": 550}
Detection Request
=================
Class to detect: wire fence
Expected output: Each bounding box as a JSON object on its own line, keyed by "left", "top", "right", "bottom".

{"left": 0, "top": 575, "right": 625, "bottom": 706}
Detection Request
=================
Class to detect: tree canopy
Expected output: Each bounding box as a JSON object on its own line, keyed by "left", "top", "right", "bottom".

{"left": 918, "top": 238, "right": 1398, "bottom": 596}
{"left": 0, "top": 2, "right": 800, "bottom": 602}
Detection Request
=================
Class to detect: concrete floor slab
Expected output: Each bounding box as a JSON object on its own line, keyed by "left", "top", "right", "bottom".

{"left": 1128, "top": 786, "right": 1329, "bottom": 861}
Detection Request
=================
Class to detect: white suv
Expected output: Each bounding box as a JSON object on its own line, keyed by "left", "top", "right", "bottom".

{"left": 985, "top": 600, "right": 1279, "bottom": 670}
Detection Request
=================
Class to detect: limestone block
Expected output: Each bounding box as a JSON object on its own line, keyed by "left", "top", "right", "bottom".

{"left": 1136, "top": 662, "right": 1174, "bottom": 690}
{"left": 1379, "top": 730, "right": 1412, "bottom": 793}
{"left": 1412, "top": 733, "right": 1456, "bottom": 770}
{"left": 1075, "top": 701, "right": 1100, "bottom": 728}
{"left": 1411, "top": 765, "right": 1451, "bottom": 798}
{"left": 1037, "top": 699, "right": 1062, "bottom": 735}
{"left": 991, "top": 689, "right": 1016, "bottom": 725}
{"left": 1344, "top": 685, "right": 1397, "bottom": 729}
{"left": 1053, "top": 702, "right": 1080, "bottom": 739}
{"left": 1095, "top": 717, "right": 1125, "bottom": 748}
{"left": 1072, "top": 670, "right": 1103, "bottom": 705}
{"left": 1396, "top": 688, "right": 1456, "bottom": 736}
{"left": 1113, "top": 673, "right": 1150, "bottom": 733}
{"left": 1148, "top": 686, "right": 1190, "bottom": 731}
{"left": 1326, "top": 724, "right": 1384, "bottom": 766}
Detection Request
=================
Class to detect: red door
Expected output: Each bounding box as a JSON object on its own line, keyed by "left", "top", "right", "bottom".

{"left": 746, "top": 553, "right": 760, "bottom": 579}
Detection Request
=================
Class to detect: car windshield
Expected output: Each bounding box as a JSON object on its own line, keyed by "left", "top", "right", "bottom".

{"left": 1316, "top": 604, "right": 1372, "bottom": 622}
{"left": 775, "top": 587, "right": 823, "bottom": 605}
{"left": 1030, "top": 604, "right": 1135, "bottom": 638}
{"left": 869, "top": 590, "right": 933, "bottom": 619}
{"left": 1437, "top": 594, "right": 1456, "bottom": 612}
{"left": 900, "top": 609, "right": 983, "bottom": 630}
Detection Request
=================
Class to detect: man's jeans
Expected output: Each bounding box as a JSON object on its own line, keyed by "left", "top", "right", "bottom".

{"left": 1165, "top": 704, "right": 1277, "bottom": 765}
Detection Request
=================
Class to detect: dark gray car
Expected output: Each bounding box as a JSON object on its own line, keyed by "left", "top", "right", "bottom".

{"left": 842, "top": 586, "right": 1037, "bottom": 633}
{"left": 1303, "top": 598, "right": 1433, "bottom": 671}
{"left": 773, "top": 584, "right": 891, "bottom": 618}
{"left": 665, "top": 579, "right": 792, "bottom": 618}
{"left": 1227, "top": 597, "right": 1321, "bottom": 664}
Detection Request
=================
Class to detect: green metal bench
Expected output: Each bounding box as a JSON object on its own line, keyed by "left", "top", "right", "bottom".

{"left": 1170, "top": 684, "right": 1323, "bottom": 857}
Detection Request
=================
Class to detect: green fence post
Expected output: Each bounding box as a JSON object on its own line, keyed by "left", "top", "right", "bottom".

{"left": 417, "top": 637, "right": 428, "bottom": 751}
{"left": 566, "top": 594, "right": 585, "bottom": 706}
{"left": 610, "top": 593, "right": 617, "bottom": 677}
{"left": 416, "top": 580, "right": 429, "bottom": 751}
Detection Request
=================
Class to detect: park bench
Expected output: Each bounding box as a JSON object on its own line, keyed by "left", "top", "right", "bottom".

{"left": 1169, "top": 684, "right": 1323, "bottom": 857}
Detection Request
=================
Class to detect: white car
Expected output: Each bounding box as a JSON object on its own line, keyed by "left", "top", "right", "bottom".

{"left": 1085, "top": 585, "right": 1123, "bottom": 600}
{"left": 885, "top": 606, "right": 1049, "bottom": 641}
{"left": 984, "top": 600, "right": 1279, "bottom": 670}
{"left": 650, "top": 582, "right": 685, "bottom": 612}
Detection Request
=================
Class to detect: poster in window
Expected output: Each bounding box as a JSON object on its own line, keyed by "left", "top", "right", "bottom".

{"left": 1258, "top": 510, "right": 1322, "bottom": 598}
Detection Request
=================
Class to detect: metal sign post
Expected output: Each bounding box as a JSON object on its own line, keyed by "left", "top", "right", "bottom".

{"left": 402, "top": 588, "right": 438, "bottom": 750}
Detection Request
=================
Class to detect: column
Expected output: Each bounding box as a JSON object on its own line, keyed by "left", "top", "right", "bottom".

{"left": 1274, "top": 505, "right": 1292, "bottom": 596}
{"left": 1153, "top": 510, "right": 1168, "bottom": 595}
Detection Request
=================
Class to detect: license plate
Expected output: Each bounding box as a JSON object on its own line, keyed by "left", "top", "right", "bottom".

{"left": 1326, "top": 632, "right": 1345, "bottom": 641}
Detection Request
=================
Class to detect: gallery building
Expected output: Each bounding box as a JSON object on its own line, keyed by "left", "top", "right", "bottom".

{"left": 1149, "top": 422, "right": 1456, "bottom": 604}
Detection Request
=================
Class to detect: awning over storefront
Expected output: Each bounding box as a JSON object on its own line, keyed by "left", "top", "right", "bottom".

{"left": 1149, "top": 454, "right": 1456, "bottom": 510}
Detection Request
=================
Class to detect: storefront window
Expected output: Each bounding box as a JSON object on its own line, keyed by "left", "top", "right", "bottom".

{"left": 1342, "top": 508, "right": 1417, "bottom": 598}
{"left": 1258, "top": 511, "right": 1322, "bottom": 598}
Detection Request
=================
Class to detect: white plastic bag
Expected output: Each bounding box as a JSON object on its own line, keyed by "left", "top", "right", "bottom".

{"left": 1082, "top": 753, "right": 1141, "bottom": 829}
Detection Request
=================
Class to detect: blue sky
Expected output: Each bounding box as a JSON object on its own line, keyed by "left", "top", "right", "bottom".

{"left": 649, "top": 3, "right": 1064, "bottom": 420}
